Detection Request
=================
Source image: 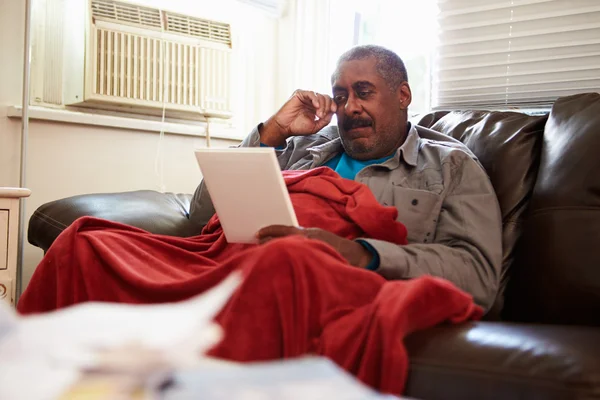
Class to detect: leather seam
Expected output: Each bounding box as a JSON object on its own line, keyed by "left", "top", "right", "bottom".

{"left": 34, "top": 211, "right": 68, "bottom": 229}
{"left": 31, "top": 211, "right": 68, "bottom": 230}
{"left": 409, "top": 360, "right": 595, "bottom": 390}
{"left": 529, "top": 206, "right": 600, "bottom": 216}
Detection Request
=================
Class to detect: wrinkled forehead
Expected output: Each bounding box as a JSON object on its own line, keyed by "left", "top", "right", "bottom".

{"left": 331, "top": 57, "right": 380, "bottom": 89}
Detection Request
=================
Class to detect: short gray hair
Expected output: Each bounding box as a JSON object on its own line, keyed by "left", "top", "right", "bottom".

{"left": 331, "top": 45, "right": 408, "bottom": 91}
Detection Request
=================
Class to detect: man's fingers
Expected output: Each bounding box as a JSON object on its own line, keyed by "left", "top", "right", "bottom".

{"left": 258, "top": 236, "right": 273, "bottom": 245}
{"left": 315, "top": 93, "right": 336, "bottom": 119}
{"left": 324, "top": 95, "right": 336, "bottom": 115}
{"left": 295, "top": 90, "right": 320, "bottom": 111}
{"left": 314, "top": 112, "right": 334, "bottom": 131}
{"left": 315, "top": 93, "right": 329, "bottom": 118}
{"left": 294, "top": 90, "right": 334, "bottom": 119}
{"left": 256, "top": 225, "right": 303, "bottom": 240}
{"left": 330, "top": 98, "right": 337, "bottom": 113}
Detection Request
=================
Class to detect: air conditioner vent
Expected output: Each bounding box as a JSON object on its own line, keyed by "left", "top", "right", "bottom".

{"left": 91, "top": 0, "right": 162, "bottom": 30}
{"left": 165, "top": 12, "right": 231, "bottom": 46}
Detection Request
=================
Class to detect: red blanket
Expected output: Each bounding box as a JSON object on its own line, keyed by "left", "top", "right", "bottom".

{"left": 18, "top": 167, "right": 482, "bottom": 394}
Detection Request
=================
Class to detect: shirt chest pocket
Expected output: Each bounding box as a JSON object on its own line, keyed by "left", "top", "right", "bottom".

{"left": 392, "top": 187, "right": 442, "bottom": 244}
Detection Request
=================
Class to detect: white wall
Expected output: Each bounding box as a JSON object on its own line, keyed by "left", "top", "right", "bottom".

{"left": 0, "top": 0, "right": 281, "bottom": 291}
{"left": 0, "top": 0, "right": 27, "bottom": 187}
{"left": 274, "top": 0, "right": 337, "bottom": 106}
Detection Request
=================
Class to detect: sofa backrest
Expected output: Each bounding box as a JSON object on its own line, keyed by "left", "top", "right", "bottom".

{"left": 417, "top": 93, "right": 600, "bottom": 326}
{"left": 416, "top": 109, "right": 548, "bottom": 319}
{"left": 503, "top": 93, "right": 600, "bottom": 326}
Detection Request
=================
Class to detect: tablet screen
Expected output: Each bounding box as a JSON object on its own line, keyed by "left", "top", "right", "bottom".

{"left": 195, "top": 148, "right": 298, "bottom": 243}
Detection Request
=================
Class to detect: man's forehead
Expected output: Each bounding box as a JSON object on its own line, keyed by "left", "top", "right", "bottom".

{"left": 331, "top": 57, "right": 380, "bottom": 87}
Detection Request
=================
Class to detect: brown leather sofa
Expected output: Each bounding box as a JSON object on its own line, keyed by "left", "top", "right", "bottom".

{"left": 27, "top": 93, "right": 600, "bottom": 399}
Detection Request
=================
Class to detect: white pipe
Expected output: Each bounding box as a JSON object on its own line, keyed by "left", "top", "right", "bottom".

{"left": 16, "top": 0, "right": 33, "bottom": 303}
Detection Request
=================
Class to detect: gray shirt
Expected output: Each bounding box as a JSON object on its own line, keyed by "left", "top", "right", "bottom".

{"left": 190, "top": 123, "right": 502, "bottom": 311}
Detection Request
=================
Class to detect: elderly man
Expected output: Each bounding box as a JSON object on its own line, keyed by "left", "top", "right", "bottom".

{"left": 190, "top": 44, "right": 502, "bottom": 310}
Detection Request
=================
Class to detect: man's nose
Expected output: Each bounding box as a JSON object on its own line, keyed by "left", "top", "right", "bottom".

{"left": 345, "top": 94, "right": 362, "bottom": 115}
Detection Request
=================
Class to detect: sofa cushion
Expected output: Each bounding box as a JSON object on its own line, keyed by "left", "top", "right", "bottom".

{"left": 411, "top": 110, "right": 449, "bottom": 128}
{"left": 417, "top": 111, "right": 548, "bottom": 318}
{"left": 404, "top": 321, "right": 600, "bottom": 400}
{"left": 503, "top": 93, "right": 600, "bottom": 326}
{"left": 28, "top": 191, "right": 196, "bottom": 252}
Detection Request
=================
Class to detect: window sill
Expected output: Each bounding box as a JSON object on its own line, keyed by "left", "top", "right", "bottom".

{"left": 6, "top": 105, "right": 245, "bottom": 141}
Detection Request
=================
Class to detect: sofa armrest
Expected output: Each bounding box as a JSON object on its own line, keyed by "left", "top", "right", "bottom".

{"left": 28, "top": 190, "right": 199, "bottom": 252}
{"left": 404, "top": 321, "right": 600, "bottom": 400}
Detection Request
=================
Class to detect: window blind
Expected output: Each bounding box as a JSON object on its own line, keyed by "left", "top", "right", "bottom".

{"left": 433, "top": 0, "right": 600, "bottom": 109}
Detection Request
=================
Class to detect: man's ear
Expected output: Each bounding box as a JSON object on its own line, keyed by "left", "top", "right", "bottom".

{"left": 397, "top": 82, "right": 412, "bottom": 110}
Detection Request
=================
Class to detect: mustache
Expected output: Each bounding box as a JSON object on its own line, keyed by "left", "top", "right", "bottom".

{"left": 342, "top": 117, "right": 373, "bottom": 131}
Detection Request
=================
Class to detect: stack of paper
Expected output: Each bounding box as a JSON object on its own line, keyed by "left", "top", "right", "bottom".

{"left": 0, "top": 273, "right": 241, "bottom": 400}
{"left": 165, "top": 357, "right": 406, "bottom": 400}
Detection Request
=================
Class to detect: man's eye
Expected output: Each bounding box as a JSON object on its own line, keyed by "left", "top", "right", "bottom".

{"left": 334, "top": 95, "right": 347, "bottom": 104}
{"left": 357, "top": 91, "right": 370, "bottom": 98}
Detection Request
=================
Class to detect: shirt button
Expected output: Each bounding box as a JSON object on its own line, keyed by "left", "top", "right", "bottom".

{"left": 411, "top": 199, "right": 418, "bottom": 206}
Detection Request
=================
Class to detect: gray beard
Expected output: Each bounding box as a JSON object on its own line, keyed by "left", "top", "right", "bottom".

{"left": 340, "top": 136, "right": 378, "bottom": 160}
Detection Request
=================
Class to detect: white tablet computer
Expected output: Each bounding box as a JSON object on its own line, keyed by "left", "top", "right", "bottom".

{"left": 195, "top": 147, "right": 299, "bottom": 243}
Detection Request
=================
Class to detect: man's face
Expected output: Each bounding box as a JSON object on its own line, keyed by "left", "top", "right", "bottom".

{"left": 332, "top": 57, "right": 411, "bottom": 160}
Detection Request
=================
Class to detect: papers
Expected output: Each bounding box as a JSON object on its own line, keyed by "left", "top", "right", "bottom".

{"left": 166, "top": 357, "right": 406, "bottom": 400}
{"left": 0, "top": 273, "right": 241, "bottom": 400}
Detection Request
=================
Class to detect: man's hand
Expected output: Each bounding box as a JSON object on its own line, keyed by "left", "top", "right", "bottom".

{"left": 256, "top": 225, "right": 373, "bottom": 269}
{"left": 259, "top": 90, "right": 338, "bottom": 147}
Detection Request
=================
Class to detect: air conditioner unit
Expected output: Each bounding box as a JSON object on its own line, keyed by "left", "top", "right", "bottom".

{"left": 34, "top": 0, "right": 233, "bottom": 120}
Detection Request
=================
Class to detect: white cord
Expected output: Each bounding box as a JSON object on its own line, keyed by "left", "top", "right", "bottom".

{"left": 205, "top": 117, "right": 211, "bottom": 148}
{"left": 154, "top": 28, "right": 167, "bottom": 193}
